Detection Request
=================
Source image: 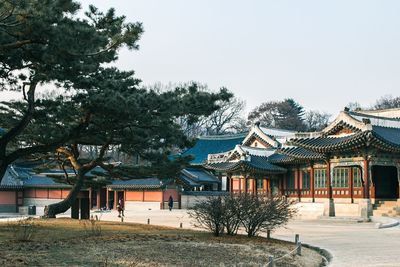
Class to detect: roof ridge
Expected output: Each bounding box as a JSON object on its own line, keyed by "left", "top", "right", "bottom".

{"left": 349, "top": 111, "right": 400, "bottom": 121}
{"left": 198, "top": 132, "right": 247, "bottom": 140}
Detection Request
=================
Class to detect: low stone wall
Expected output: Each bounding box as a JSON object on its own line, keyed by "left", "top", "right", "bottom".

{"left": 334, "top": 203, "right": 359, "bottom": 216}
{"left": 180, "top": 192, "right": 228, "bottom": 209}
{"left": 293, "top": 202, "right": 324, "bottom": 219}
{"left": 22, "top": 198, "right": 71, "bottom": 216}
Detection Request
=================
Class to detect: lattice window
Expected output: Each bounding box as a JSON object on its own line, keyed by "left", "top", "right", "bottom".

{"left": 302, "top": 170, "right": 310, "bottom": 189}
{"left": 332, "top": 168, "right": 349, "bottom": 188}
{"left": 353, "top": 167, "right": 363, "bottom": 188}
{"left": 314, "top": 169, "right": 327, "bottom": 188}
{"left": 286, "top": 171, "right": 295, "bottom": 189}
{"left": 256, "top": 178, "right": 264, "bottom": 189}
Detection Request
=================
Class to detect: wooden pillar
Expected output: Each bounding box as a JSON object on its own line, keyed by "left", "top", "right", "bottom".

{"left": 263, "top": 177, "right": 267, "bottom": 194}
{"left": 252, "top": 178, "right": 256, "bottom": 195}
{"left": 310, "top": 163, "right": 315, "bottom": 202}
{"left": 244, "top": 176, "right": 248, "bottom": 193}
{"left": 363, "top": 159, "right": 370, "bottom": 199}
{"left": 238, "top": 177, "right": 242, "bottom": 193}
{"left": 283, "top": 173, "right": 287, "bottom": 196}
{"left": 327, "top": 161, "right": 332, "bottom": 199}
{"left": 88, "top": 188, "right": 92, "bottom": 209}
{"left": 106, "top": 189, "right": 109, "bottom": 209}
{"left": 296, "top": 167, "right": 301, "bottom": 200}
{"left": 96, "top": 190, "right": 101, "bottom": 209}
{"left": 114, "top": 190, "right": 118, "bottom": 209}
{"left": 350, "top": 167, "right": 354, "bottom": 203}
{"left": 229, "top": 175, "right": 234, "bottom": 193}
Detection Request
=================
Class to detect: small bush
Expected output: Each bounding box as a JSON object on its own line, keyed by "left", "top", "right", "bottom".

{"left": 188, "top": 196, "right": 225, "bottom": 236}
{"left": 237, "top": 194, "right": 295, "bottom": 237}
{"left": 8, "top": 218, "right": 36, "bottom": 241}
{"left": 188, "top": 193, "right": 296, "bottom": 237}
{"left": 221, "top": 195, "right": 241, "bottom": 235}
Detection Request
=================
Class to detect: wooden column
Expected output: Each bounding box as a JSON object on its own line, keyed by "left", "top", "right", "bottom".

{"left": 296, "top": 167, "right": 301, "bottom": 200}
{"left": 310, "top": 163, "right": 315, "bottom": 202}
{"left": 327, "top": 161, "right": 332, "bottom": 199}
{"left": 283, "top": 173, "right": 287, "bottom": 196}
{"left": 252, "top": 178, "right": 256, "bottom": 195}
{"left": 106, "top": 189, "right": 109, "bottom": 209}
{"left": 96, "top": 190, "right": 101, "bottom": 209}
{"left": 230, "top": 175, "right": 234, "bottom": 193}
{"left": 88, "top": 188, "right": 92, "bottom": 210}
{"left": 244, "top": 176, "right": 248, "bottom": 193}
{"left": 263, "top": 177, "right": 267, "bottom": 194}
{"left": 363, "top": 159, "right": 370, "bottom": 199}
{"left": 114, "top": 190, "right": 118, "bottom": 209}
{"left": 350, "top": 167, "right": 354, "bottom": 203}
{"left": 238, "top": 178, "right": 242, "bottom": 193}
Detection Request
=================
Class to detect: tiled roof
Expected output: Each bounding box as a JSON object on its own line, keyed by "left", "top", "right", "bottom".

{"left": 0, "top": 167, "right": 23, "bottom": 190}
{"left": 278, "top": 147, "right": 325, "bottom": 161}
{"left": 349, "top": 111, "right": 400, "bottom": 128}
{"left": 181, "top": 133, "right": 246, "bottom": 164}
{"left": 22, "top": 175, "right": 72, "bottom": 188}
{"left": 289, "top": 132, "right": 369, "bottom": 153}
{"left": 205, "top": 155, "right": 286, "bottom": 174}
{"left": 179, "top": 168, "right": 220, "bottom": 188}
{"left": 372, "top": 126, "right": 400, "bottom": 146}
{"left": 106, "top": 178, "right": 164, "bottom": 189}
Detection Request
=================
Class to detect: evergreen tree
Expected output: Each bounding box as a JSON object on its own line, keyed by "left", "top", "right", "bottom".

{"left": 0, "top": 0, "right": 143, "bottom": 180}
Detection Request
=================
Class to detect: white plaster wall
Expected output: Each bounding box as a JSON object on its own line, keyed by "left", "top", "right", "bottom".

{"left": 22, "top": 198, "right": 71, "bottom": 216}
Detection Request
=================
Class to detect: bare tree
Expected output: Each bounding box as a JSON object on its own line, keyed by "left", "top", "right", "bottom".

{"left": 236, "top": 194, "right": 295, "bottom": 237}
{"left": 188, "top": 196, "right": 225, "bottom": 236}
{"left": 373, "top": 95, "right": 400, "bottom": 110}
{"left": 304, "top": 111, "right": 331, "bottom": 132}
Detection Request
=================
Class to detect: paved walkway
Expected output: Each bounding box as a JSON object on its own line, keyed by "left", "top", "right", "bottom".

{"left": 94, "top": 209, "right": 400, "bottom": 267}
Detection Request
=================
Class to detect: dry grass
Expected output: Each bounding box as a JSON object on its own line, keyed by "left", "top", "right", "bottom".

{"left": 0, "top": 219, "right": 324, "bottom": 266}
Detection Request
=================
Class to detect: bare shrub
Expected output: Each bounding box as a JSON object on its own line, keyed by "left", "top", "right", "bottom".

{"left": 8, "top": 218, "right": 36, "bottom": 241}
{"left": 221, "top": 195, "right": 241, "bottom": 235}
{"left": 188, "top": 196, "right": 225, "bottom": 236}
{"left": 237, "top": 193, "right": 296, "bottom": 237}
{"left": 81, "top": 215, "right": 102, "bottom": 236}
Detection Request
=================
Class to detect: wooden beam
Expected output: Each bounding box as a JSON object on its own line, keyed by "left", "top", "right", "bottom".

{"left": 327, "top": 161, "right": 332, "bottom": 199}
{"left": 310, "top": 163, "right": 315, "bottom": 202}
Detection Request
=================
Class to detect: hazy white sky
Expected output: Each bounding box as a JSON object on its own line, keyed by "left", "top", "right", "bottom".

{"left": 3, "top": 0, "right": 400, "bottom": 115}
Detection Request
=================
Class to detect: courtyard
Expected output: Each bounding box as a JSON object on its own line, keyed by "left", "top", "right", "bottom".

{"left": 96, "top": 209, "right": 400, "bottom": 267}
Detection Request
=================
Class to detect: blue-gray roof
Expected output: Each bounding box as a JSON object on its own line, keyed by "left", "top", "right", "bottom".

{"left": 0, "top": 166, "right": 23, "bottom": 189}
{"left": 372, "top": 126, "right": 400, "bottom": 146}
{"left": 22, "top": 175, "right": 72, "bottom": 188}
{"left": 179, "top": 168, "right": 220, "bottom": 188}
{"left": 181, "top": 133, "right": 246, "bottom": 164}
{"left": 107, "top": 178, "right": 164, "bottom": 189}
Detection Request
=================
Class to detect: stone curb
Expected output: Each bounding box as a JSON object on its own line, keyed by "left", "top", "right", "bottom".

{"left": 370, "top": 216, "right": 400, "bottom": 229}
{"left": 302, "top": 243, "right": 333, "bottom": 267}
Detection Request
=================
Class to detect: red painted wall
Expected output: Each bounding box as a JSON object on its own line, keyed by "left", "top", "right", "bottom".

{"left": 163, "top": 189, "right": 178, "bottom": 201}
{"left": 0, "top": 191, "right": 15, "bottom": 205}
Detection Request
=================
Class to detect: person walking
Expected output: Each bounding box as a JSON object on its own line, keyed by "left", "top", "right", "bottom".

{"left": 168, "top": 195, "right": 173, "bottom": 211}
{"left": 117, "top": 197, "right": 124, "bottom": 217}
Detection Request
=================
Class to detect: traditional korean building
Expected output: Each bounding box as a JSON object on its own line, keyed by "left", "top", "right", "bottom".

{"left": 203, "top": 108, "right": 400, "bottom": 218}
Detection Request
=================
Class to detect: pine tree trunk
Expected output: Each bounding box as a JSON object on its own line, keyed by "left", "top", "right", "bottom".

{"left": 44, "top": 170, "right": 85, "bottom": 218}
{"left": 0, "top": 160, "right": 7, "bottom": 184}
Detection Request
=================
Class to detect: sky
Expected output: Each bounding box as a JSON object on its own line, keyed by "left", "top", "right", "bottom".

{"left": 3, "top": 0, "right": 400, "bottom": 116}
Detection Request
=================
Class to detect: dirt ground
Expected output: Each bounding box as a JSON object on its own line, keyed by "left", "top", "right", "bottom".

{"left": 0, "top": 218, "right": 324, "bottom": 266}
